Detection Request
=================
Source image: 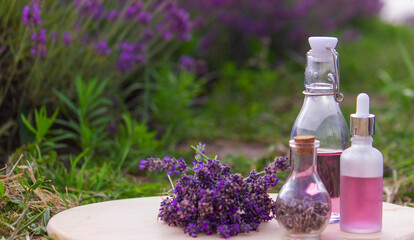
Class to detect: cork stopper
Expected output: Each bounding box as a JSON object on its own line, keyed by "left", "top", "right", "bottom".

{"left": 293, "top": 135, "right": 316, "bottom": 154}
{"left": 293, "top": 135, "right": 315, "bottom": 143}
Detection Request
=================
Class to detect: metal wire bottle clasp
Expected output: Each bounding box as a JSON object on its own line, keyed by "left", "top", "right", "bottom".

{"left": 327, "top": 47, "right": 344, "bottom": 103}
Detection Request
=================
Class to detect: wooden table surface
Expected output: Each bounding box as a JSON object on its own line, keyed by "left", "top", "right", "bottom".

{"left": 47, "top": 194, "right": 414, "bottom": 240}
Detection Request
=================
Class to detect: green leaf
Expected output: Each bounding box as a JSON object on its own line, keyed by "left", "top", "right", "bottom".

{"left": 20, "top": 114, "right": 36, "bottom": 134}
{"left": 398, "top": 42, "right": 414, "bottom": 78}
{"left": 54, "top": 89, "right": 77, "bottom": 113}
{"left": 88, "top": 106, "right": 108, "bottom": 120}
{"left": 0, "top": 120, "right": 14, "bottom": 137}
{"left": 18, "top": 209, "right": 47, "bottom": 234}
{"left": 43, "top": 208, "right": 51, "bottom": 226}
{"left": 29, "top": 177, "right": 48, "bottom": 191}
{"left": 55, "top": 119, "right": 81, "bottom": 133}
{"left": 0, "top": 182, "right": 4, "bottom": 198}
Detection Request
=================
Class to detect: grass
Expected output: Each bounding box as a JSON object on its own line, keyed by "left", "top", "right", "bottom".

{"left": 0, "top": 155, "right": 78, "bottom": 239}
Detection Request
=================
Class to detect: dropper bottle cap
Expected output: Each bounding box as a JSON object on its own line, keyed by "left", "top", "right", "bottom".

{"left": 350, "top": 93, "right": 375, "bottom": 136}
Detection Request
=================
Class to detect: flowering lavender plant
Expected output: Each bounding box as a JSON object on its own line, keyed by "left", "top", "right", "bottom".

{"left": 22, "top": 3, "right": 42, "bottom": 28}
{"left": 181, "top": 0, "right": 382, "bottom": 57}
{"left": 0, "top": 0, "right": 198, "bottom": 149}
{"left": 139, "top": 143, "right": 289, "bottom": 238}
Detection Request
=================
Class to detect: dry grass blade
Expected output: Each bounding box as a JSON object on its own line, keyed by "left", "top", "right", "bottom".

{"left": 0, "top": 154, "right": 78, "bottom": 239}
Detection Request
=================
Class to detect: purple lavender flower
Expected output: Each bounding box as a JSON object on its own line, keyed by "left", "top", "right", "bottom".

{"left": 178, "top": 55, "right": 207, "bottom": 74}
{"left": 75, "top": 0, "right": 106, "bottom": 19}
{"left": 134, "top": 41, "right": 146, "bottom": 52}
{"left": 116, "top": 42, "right": 135, "bottom": 72}
{"left": 142, "top": 143, "right": 289, "bottom": 238}
{"left": 164, "top": 7, "right": 193, "bottom": 41}
{"left": 160, "top": 30, "right": 170, "bottom": 41}
{"left": 94, "top": 40, "right": 111, "bottom": 55}
{"left": 124, "top": 0, "right": 144, "bottom": 20}
{"left": 180, "top": 0, "right": 381, "bottom": 51}
{"left": 63, "top": 32, "right": 73, "bottom": 45}
{"left": 22, "top": 4, "right": 42, "bottom": 28}
{"left": 30, "top": 28, "right": 47, "bottom": 58}
{"left": 115, "top": 41, "right": 147, "bottom": 72}
{"left": 50, "top": 32, "right": 59, "bottom": 43}
{"left": 31, "top": 0, "right": 41, "bottom": 4}
{"left": 178, "top": 55, "right": 195, "bottom": 72}
{"left": 266, "top": 156, "right": 290, "bottom": 174}
{"left": 139, "top": 156, "right": 187, "bottom": 175}
{"left": 195, "top": 60, "right": 207, "bottom": 74}
{"left": 106, "top": 9, "right": 119, "bottom": 21}
{"left": 0, "top": 44, "right": 6, "bottom": 55}
{"left": 142, "top": 28, "right": 153, "bottom": 41}
{"left": 137, "top": 11, "right": 152, "bottom": 25}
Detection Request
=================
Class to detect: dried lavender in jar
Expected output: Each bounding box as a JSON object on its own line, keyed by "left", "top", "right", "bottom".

{"left": 274, "top": 136, "right": 331, "bottom": 238}
{"left": 274, "top": 197, "right": 331, "bottom": 233}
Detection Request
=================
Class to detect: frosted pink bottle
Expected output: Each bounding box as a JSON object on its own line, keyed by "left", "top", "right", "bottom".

{"left": 340, "top": 93, "right": 383, "bottom": 233}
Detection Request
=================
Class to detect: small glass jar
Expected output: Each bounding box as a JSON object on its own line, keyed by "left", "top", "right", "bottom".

{"left": 275, "top": 135, "right": 331, "bottom": 239}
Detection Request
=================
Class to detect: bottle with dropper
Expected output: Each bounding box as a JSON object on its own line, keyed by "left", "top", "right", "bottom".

{"left": 340, "top": 93, "right": 383, "bottom": 233}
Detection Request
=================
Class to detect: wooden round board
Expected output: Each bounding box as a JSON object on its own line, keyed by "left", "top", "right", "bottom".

{"left": 47, "top": 194, "right": 414, "bottom": 240}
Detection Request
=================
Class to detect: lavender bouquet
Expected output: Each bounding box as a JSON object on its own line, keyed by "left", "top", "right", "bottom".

{"left": 139, "top": 143, "right": 289, "bottom": 238}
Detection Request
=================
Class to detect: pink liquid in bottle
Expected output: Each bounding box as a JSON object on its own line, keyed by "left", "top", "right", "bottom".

{"left": 340, "top": 175, "right": 382, "bottom": 233}
{"left": 317, "top": 149, "right": 341, "bottom": 213}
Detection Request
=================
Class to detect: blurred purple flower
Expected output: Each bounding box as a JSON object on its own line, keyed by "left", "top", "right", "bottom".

{"left": 134, "top": 41, "right": 146, "bottom": 52}
{"left": 115, "top": 41, "right": 146, "bottom": 72}
{"left": 30, "top": 28, "right": 47, "bottom": 58}
{"left": 162, "top": 31, "right": 172, "bottom": 41}
{"left": 94, "top": 40, "right": 111, "bottom": 55}
{"left": 50, "top": 32, "right": 59, "bottom": 42}
{"left": 195, "top": 60, "right": 208, "bottom": 74}
{"left": 138, "top": 11, "right": 152, "bottom": 25}
{"left": 75, "top": 0, "right": 106, "bottom": 19}
{"left": 125, "top": 1, "right": 144, "bottom": 20}
{"left": 142, "top": 28, "right": 153, "bottom": 41}
{"left": 343, "top": 29, "right": 361, "bottom": 43}
{"left": 116, "top": 42, "right": 135, "bottom": 72}
{"left": 111, "top": 97, "right": 120, "bottom": 109}
{"left": 0, "top": 44, "right": 6, "bottom": 55}
{"left": 164, "top": 7, "right": 193, "bottom": 41}
{"left": 22, "top": 4, "right": 41, "bottom": 28}
{"left": 106, "top": 9, "right": 119, "bottom": 21}
{"left": 178, "top": 55, "right": 207, "bottom": 74}
{"left": 73, "top": 22, "right": 82, "bottom": 31}
{"left": 107, "top": 120, "right": 119, "bottom": 134}
{"left": 178, "top": 55, "right": 194, "bottom": 71}
{"left": 63, "top": 32, "right": 74, "bottom": 45}
{"left": 155, "top": 23, "right": 164, "bottom": 31}
{"left": 180, "top": 0, "right": 382, "bottom": 50}
{"left": 164, "top": 2, "right": 178, "bottom": 12}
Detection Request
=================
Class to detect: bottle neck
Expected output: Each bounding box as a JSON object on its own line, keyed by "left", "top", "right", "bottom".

{"left": 305, "top": 83, "right": 334, "bottom": 95}
{"left": 304, "top": 51, "right": 337, "bottom": 95}
{"left": 351, "top": 135, "right": 373, "bottom": 146}
{"left": 290, "top": 148, "right": 317, "bottom": 175}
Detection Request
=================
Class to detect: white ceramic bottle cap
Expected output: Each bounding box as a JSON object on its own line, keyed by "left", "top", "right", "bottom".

{"left": 308, "top": 37, "right": 338, "bottom": 52}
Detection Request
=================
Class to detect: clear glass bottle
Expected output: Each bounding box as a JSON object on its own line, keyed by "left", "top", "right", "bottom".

{"left": 275, "top": 135, "right": 331, "bottom": 239}
{"left": 291, "top": 37, "right": 349, "bottom": 216}
{"left": 340, "top": 93, "right": 383, "bottom": 233}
